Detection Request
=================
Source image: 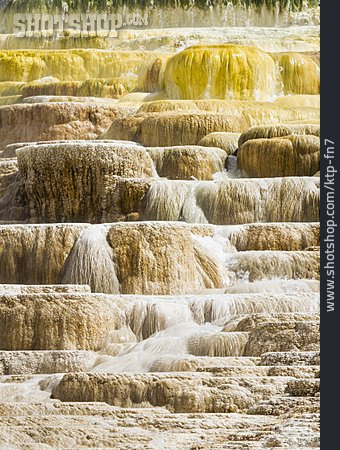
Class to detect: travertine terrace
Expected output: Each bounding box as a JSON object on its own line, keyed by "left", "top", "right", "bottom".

{"left": 0, "top": 1, "right": 320, "bottom": 448}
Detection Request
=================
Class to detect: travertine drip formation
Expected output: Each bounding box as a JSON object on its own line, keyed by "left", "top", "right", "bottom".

{"left": 0, "top": 4, "right": 320, "bottom": 448}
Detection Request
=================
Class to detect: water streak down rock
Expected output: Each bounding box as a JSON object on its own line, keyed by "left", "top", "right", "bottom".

{"left": 105, "top": 107, "right": 319, "bottom": 146}
{"left": 3, "top": 140, "right": 320, "bottom": 223}
{"left": 144, "top": 177, "right": 319, "bottom": 224}
{"left": 0, "top": 223, "right": 320, "bottom": 294}
{"left": 0, "top": 292, "right": 319, "bottom": 351}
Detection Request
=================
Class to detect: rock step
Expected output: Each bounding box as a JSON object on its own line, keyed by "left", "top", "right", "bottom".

{"left": 0, "top": 350, "right": 97, "bottom": 375}
{"left": 229, "top": 312, "right": 319, "bottom": 332}
{"left": 0, "top": 223, "right": 321, "bottom": 293}
{"left": 244, "top": 321, "right": 320, "bottom": 356}
{"left": 0, "top": 293, "right": 319, "bottom": 351}
{"left": 249, "top": 396, "right": 320, "bottom": 415}
{"left": 0, "top": 402, "right": 278, "bottom": 422}
{"left": 0, "top": 102, "right": 123, "bottom": 152}
{"left": 0, "top": 414, "right": 277, "bottom": 428}
{"left": 1, "top": 167, "right": 320, "bottom": 223}
{"left": 0, "top": 223, "right": 320, "bottom": 293}
{"left": 286, "top": 378, "right": 320, "bottom": 397}
{"left": 0, "top": 284, "right": 91, "bottom": 294}
{"left": 262, "top": 414, "right": 320, "bottom": 448}
{"left": 0, "top": 352, "right": 262, "bottom": 375}
{"left": 197, "top": 365, "right": 319, "bottom": 378}
{"left": 52, "top": 372, "right": 316, "bottom": 413}
{"left": 0, "top": 350, "right": 318, "bottom": 376}
{"left": 260, "top": 351, "right": 320, "bottom": 366}
{"left": 0, "top": 402, "right": 317, "bottom": 448}
{"left": 0, "top": 374, "right": 37, "bottom": 383}
{"left": 0, "top": 407, "right": 319, "bottom": 449}
{"left": 0, "top": 424, "right": 273, "bottom": 450}
{"left": 149, "top": 356, "right": 260, "bottom": 372}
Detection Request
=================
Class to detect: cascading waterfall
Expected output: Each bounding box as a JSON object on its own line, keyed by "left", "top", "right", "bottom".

{"left": 88, "top": 296, "right": 317, "bottom": 373}
{"left": 88, "top": 290, "right": 319, "bottom": 372}
{"left": 126, "top": 299, "right": 196, "bottom": 341}
{"left": 144, "top": 177, "right": 320, "bottom": 224}
{"left": 59, "top": 225, "right": 120, "bottom": 294}
{"left": 0, "top": 376, "right": 57, "bottom": 402}
{"left": 0, "top": 26, "right": 320, "bottom": 53}
{"left": 163, "top": 44, "right": 281, "bottom": 101}
{"left": 1, "top": 0, "right": 320, "bottom": 33}
{"left": 0, "top": 222, "right": 320, "bottom": 289}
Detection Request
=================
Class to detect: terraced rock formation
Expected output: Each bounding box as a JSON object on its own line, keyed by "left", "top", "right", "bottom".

{"left": 0, "top": 3, "right": 320, "bottom": 448}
